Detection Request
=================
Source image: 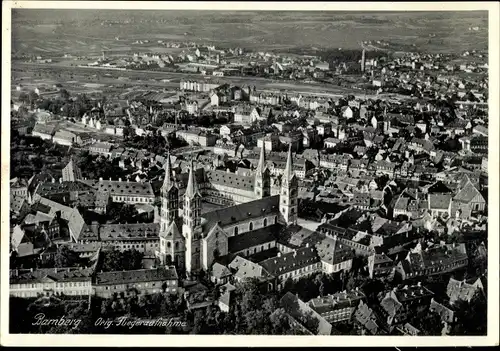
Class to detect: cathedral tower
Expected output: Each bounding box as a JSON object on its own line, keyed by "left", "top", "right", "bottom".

{"left": 183, "top": 160, "right": 203, "bottom": 275}
{"left": 160, "top": 152, "right": 178, "bottom": 229}
{"left": 280, "top": 145, "right": 298, "bottom": 226}
{"left": 158, "top": 152, "right": 184, "bottom": 267}
{"left": 254, "top": 143, "right": 271, "bottom": 199}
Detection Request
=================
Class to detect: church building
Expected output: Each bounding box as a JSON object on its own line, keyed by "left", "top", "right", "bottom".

{"left": 157, "top": 145, "right": 299, "bottom": 276}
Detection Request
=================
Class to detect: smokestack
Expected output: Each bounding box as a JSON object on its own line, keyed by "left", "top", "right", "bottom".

{"left": 361, "top": 49, "right": 366, "bottom": 73}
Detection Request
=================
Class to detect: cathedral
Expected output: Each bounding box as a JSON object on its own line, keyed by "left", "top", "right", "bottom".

{"left": 157, "top": 144, "right": 298, "bottom": 276}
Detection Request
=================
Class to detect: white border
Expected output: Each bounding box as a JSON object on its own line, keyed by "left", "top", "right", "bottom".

{"left": 1, "top": 1, "right": 499, "bottom": 347}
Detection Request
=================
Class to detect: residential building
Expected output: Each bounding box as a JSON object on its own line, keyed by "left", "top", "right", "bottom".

{"left": 396, "top": 243, "right": 468, "bottom": 281}
{"left": 10, "top": 267, "right": 95, "bottom": 298}
{"left": 308, "top": 289, "right": 366, "bottom": 323}
{"left": 93, "top": 267, "right": 179, "bottom": 298}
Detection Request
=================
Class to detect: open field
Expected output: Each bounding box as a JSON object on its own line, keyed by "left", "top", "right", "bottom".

{"left": 12, "top": 10, "right": 488, "bottom": 56}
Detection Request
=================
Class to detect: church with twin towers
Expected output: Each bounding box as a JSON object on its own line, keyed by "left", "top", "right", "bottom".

{"left": 156, "top": 144, "right": 298, "bottom": 276}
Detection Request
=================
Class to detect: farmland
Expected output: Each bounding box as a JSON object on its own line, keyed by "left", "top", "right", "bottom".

{"left": 12, "top": 10, "right": 488, "bottom": 57}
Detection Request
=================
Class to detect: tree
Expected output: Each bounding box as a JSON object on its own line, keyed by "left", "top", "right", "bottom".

{"left": 101, "top": 248, "right": 144, "bottom": 272}
{"left": 409, "top": 310, "right": 443, "bottom": 336}
{"left": 54, "top": 245, "right": 80, "bottom": 268}
{"left": 122, "top": 249, "right": 144, "bottom": 270}
{"left": 193, "top": 310, "right": 206, "bottom": 334}
{"left": 450, "top": 291, "right": 487, "bottom": 336}
{"left": 28, "top": 91, "right": 39, "bottom": 105}
{"left": 269, "top": 308, "right": 290, "bottom": 334}
{"left": 60, "top": 89, "right": 71, "bottom": 100}
{"left": 302, "top": 310, "right": 320, "bottom": 335}
{"left": 244, "top": 309, "right": 268, "bottom": 334}
{"left": 101, "top": 248, "right": 124, "bottom": 272}
{"left": 107, "top": 203, "right": 139, "bottom": 224}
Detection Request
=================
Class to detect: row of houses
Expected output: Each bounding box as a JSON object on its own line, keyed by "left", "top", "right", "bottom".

{"left": 10, "top": 265, "right": 179, "bottom": 299}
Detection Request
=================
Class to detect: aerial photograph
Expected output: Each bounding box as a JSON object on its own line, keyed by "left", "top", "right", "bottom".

{"left": 7, "top": 7, "right": 489, "bottom": 337}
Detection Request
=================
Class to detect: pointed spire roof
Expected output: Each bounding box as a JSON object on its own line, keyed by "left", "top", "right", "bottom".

{"left": 161, "top": 151, "right": 174, "bottom": 192}
{"left": 284, "top": 144, "right": 294, "bottom": 180}
{"left": 256, "top": 143, "right": 266, "bottom": 174}
{"left": 185, "top": 159, "right": 199, "bottom": 198}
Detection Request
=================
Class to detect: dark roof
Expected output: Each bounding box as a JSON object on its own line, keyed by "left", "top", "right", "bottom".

{"left": 259, "top": 245, "right": 320, "bottom": 277}
{"left": 202, "top": 195, "right": 280, "bottom": 228}
{"left": 404, "top": 243, "right": 468, "bottom": 273}
{"left": 36, "top": 181, "right": 94, "bottom": 196}
{"left": 308, "top": 289, "right": 365, "bottom": 315}
{"left": 10, "top": 267, "right": 94, "bottom": 284}
{"left": 95, "top": 267, "right": 177, "bottom": 285}
{"left": 392, "top": 285, "right": 434, "bottom": 303}
{"left": 315, "top": 237, "right": 355, "bottom": 265}
{"left": 98, "top": 223, "right": 160, "bottom": 241}
{"left": 228, "top": 225, "right": 278, "bottom": 253}
{"left": 206, "top": 169, "right": 254, "bottom": 191}
{"left": 81, "top": 179, "right": 154, "bottom": 197}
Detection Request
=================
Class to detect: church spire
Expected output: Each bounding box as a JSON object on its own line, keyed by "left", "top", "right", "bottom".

{"left": 256, "top": 143, "right": 266, "bottom": 174}
{"left": 284, "top": 144, "right": 294, "bottom": 181}
{"left": 162, "top": 151, "right": 174, "bottom": 192}
{"left": 280, "top": 143, "right": 298, "bottom": 226}
{"left": 185, "top": 159, "right": 198, "bottom": 199}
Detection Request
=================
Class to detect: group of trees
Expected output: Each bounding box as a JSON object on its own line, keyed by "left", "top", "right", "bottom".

{"left": 36, "top": 245, "right": 82, "bottom": 269}
{"left": 34, "top": 92, "right": 100, "bottom": 119}
{"left": 449, "top": 291, "right": 487, "bottom": 335}
{"left": 18, "top": 91, "right": 40, "bottom": 107}
{"left": 101, "top": 248, "right": 145, "bottom": 272}
{"left": 122, "top": 131, "right": 188, "bottom": 154}
{"left": 106, "top": 202, "right": 141, "bottom": 224}
{"left": 10, "top": 132, "right": 70, "bottom": 179}
{"left": 196, "top": 113, "right": 230, "bottom": 128}
{"left": 75, "top": 150, "right": 129, "bottom": 180}
{"left": 189, "top": 278, "right": 297, "bottom": 335}
{"left": 123, "top": 132, "right": 169, "bottom": 154}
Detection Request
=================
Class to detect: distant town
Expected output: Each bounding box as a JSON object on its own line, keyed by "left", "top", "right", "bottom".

{"left": 9, "top": 11, "right": 488, "bottom": 337}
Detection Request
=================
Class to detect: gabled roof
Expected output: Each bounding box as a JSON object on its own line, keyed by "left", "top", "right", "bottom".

{"left": 308, "top": 289, "right": 365, "bottom": 314}
{"left": 228, "top": 255, "right": 269, "bottom": 281}
{"left": 38, "top": 197, "right": 86, "bottom": 242}
{"left": 354, "top": 301, "right": 380, "bottom": 335}
{"left": 98, "top": 223, "right": 160, "bottom": 241}
{"left": 453, "top": 180, "right": 484, "bottom": 204}
{"left": 160, "top": 220, "right": 182, "bottom": 240}
{"left": 228, "top": 225, "right": 277, "bottom": 253}
{"left": 206, "top": 169, "right": 255, "bottom": 191}
{"left": 315, "top": 237, "right": 354, "bottom": 266}
{"left": 428, "top": 194, "right": 452, "bottom": 210}
{"left": 10, "top": 266, "right": 95, "bottom": 284}
{"left": 11, "top": 225, "right": 26, "bottom": 250}
{"left": 202, "top": 195, "right": 280, "bottom": 229}
{"left": 446, "top": 277, "right": 483, "bottom": 304}
{"left": 211, "top": 262, "right": 231, "bottom": 279}
{"left": 259, "top": 246, "right": 320, "bottom": 277}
